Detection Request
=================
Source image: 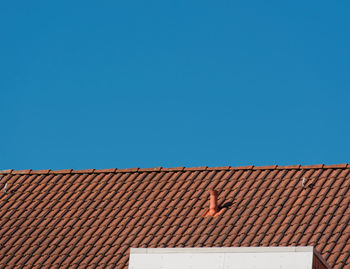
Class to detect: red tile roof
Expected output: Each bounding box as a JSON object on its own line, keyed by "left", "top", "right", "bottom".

{"left": 0, "top": 164, "right": 349, "bottom": 268}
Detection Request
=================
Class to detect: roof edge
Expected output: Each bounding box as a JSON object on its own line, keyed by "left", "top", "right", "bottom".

{"left": 313, "top": 248, "right": 333, "bottom": 269}
{"left": 1, "top": 164, "right": 348, "bottom": 175}
{"left": 130, "top": 246, "right": 315, "bottom": 254}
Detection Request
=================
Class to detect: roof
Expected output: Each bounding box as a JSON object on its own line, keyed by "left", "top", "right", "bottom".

{"left": 0, "top": 164, "right": 349, "bottom": 268}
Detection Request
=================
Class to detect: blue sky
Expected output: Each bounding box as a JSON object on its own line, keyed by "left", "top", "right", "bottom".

{"left": 1, "top": 1, "right": 349, "bottom": 170}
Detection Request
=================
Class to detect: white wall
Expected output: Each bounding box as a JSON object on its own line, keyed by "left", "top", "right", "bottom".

{"left": 129, "top": 247, "right": 314, "bottom": 269}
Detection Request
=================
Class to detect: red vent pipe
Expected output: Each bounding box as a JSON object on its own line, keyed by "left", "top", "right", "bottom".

{"left": 203, "top": 189, "right": 224, "bottom": 217}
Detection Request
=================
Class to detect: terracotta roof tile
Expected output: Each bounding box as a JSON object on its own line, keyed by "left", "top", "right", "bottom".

{"left": 0, "top": 164, "right": 349, "bottom": 268}
{"left": 12, "top": 169, "right": 32, "bottom": 175}
{"left": 138, "top": 167, "right": 162, "bottom": 172}
{"left": 253, "top": 165, "right": 278, "bottom": 170}
{"left": 206, "top": 166, "right": 231, "bottom": 171}
{"left": 160, "top": 167, "right": 185, "bottom": 172}
{"left": 232, "top": 165, "right": 254, "bottom": 170}
{"left": 30, "top": 170, "right": 51, "bottom": 175}
{"left": 323, "top": 163, "right": 348, "bottom": 169}
{"left": 276, "top": 165, "right": 301, "bottom": 170}
{"left": 93, "top": 168, "right": 117, "bottom": 173}
{"left": 301, "top": 164, "right": 324, "bottom": 169}
{"left": 50, "top": 169, "right": 73, "bottom": 174}
{"left": 184, "top": 166, "right": 208, "bottom": 171}
{"left": 117, "top": 168, "right": 139, "bottom": 172}
{"left": 73, "top": 169, "right": 95, "bottom": 174}
{"left": 0, "top": 169, "right": 13, "bottom": 174}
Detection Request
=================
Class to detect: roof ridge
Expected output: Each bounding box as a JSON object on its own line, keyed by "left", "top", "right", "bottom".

{"left": 0, "top": 164, "right": 348, "bottom": 175}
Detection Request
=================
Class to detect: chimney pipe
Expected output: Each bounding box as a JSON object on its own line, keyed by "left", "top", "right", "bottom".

{"left": 203, "top": 189, "right": 223, "bottom": 217}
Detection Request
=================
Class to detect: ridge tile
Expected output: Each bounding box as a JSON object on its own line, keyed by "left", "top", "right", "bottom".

{"left": 323, "top": 164, "right": 348, "bottom": 169}
{"left": 184, "top": 166, "right": 208, "bottom": 171}
{"left": 12, "top": 169, "right": 32, "bottom": 174}
{"left": 0, "top": 169, "right": 13, "bottom": 174}
{"left": 253, "top": 165, "right": 278, "bottom": 170}
{"left": 50, "top": 169, "right": 73, "bottom": 174}
{"left": 301, "top": 164, "right": 324, "bottom": 169}
{"left": 207, "top": 166, "right": 231, "bottom": 171}
{"left": 232, "top": 165, "right": 254, "bottom": 170}
{"left": 94, "top": 168, "right": 117, "bottom": 173}
{"left": 30, "top": 169, "right": 51, "bottom": 174}
{"left": 276, "top": 165, "right": 301, "bottom": 170}
{"left": 161, "top": 167, "right": 185, "bottom": 172}
{"left": 117, "top": 168, "right": 139, "bottom": 172}
{"left": 73, "top": 169, "right": 95, "bottom": 174}
{"left": 138, "top": 167, "right": 162, "bottom": 172}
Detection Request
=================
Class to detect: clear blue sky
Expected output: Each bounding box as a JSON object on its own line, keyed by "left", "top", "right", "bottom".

{"left": 1, "top": 1, "right": 349, "bottom": 170}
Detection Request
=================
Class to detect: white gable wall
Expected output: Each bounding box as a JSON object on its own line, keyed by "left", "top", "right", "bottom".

{"left": 129, "top": 247, "right": 314, "bottom": 269}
